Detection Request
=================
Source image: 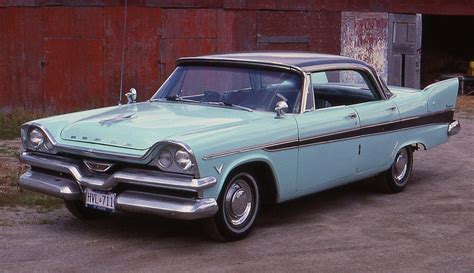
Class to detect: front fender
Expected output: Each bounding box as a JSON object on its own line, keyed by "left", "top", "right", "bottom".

{"left": 200, "top": 149, "right": 298, "bottom": 203}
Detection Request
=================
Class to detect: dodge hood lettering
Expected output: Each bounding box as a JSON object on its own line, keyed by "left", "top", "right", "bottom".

{"left": 60, "top": 102, "right": 262, "bottom": 150}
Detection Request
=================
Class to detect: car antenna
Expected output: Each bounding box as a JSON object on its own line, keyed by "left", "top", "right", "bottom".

{"left": 118, "top": 0, "right": 128, "bottom": 105}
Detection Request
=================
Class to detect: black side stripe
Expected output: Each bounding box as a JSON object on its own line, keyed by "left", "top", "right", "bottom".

{"left": 263, "top": 110, "right": 454, "bottom": 151}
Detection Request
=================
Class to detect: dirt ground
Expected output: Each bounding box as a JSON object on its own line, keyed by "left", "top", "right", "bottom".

{"left": 0, "top": 115, "right": 473, "bottom": 272}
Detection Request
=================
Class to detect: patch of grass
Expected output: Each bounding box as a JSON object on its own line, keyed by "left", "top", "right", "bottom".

{"left": 0, "top": 109, "right": 46, "bottom": 140}
{"left": 456, "top": 95, "right": 474, "bottom": 114}
{"left": 0, "top": 187, "right": 63, "bottom": 210}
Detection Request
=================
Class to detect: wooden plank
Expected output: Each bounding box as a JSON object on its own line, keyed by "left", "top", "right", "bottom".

{"left": 405, "top": 54, "right": 416, "bottom": 87}
{"left": 389, "top": 53, "right": 402, "bottom": 86}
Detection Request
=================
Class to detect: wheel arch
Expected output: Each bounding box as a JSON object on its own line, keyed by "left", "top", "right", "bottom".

{"left": 219, "top": 156, "right": 280, "bottom": 204}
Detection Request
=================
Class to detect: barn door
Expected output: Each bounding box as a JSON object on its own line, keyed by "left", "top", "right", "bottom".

{"left": 388, "top": 14, "right": 422, "bottom": 88}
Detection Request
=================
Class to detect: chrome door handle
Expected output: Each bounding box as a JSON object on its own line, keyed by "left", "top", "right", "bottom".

{"left": 346, "top": 112, "right": 357, "bottom": 119}
{"left": 387, "top": 106, "right": 397, "bottom": 111}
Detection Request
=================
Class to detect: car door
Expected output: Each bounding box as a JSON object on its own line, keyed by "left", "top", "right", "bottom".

{"left": 352, "top": 100, "right": 401, "bottom": 173}
{"left": 294, "top": 71, "right": 361, "bottom": 191}
{"left": 295, "top": 106, "right": 360, "bottom": 191}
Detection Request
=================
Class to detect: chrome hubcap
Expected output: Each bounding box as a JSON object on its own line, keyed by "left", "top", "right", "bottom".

{"left": 392, "top": 149, "right": 408, "bottom": 185}
{"left": 224, "top": 179, "right": 253, "bottom": 226}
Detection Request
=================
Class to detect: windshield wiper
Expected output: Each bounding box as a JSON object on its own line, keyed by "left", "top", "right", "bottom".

{"left": 204, "top": 101, "right": 253, "bottom": 112}
{"left": 152, "top": 95, "right": 199, "bottom": 103}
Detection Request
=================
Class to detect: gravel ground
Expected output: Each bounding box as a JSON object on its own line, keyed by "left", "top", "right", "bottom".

{"left": 0, "top": 116, "right": 473, "bottom": 272}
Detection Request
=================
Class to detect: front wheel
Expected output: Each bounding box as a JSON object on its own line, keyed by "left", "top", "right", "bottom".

{"left": 202, "top": 172, "right": 260, "bottom": 241}
{"left": 377, "top": 146, "right": 414, "bottom": 193}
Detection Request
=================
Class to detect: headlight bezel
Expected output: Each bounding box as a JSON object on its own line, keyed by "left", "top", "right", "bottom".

{"left": 21, "top": 124, "right": 55, "bottom": 153}
{"left": 151, "top": 142, "right": 196, "bottom": 175}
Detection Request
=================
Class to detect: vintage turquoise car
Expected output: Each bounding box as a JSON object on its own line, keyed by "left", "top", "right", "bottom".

{"left": 19, "top": 52, "right": 460, "bottom": 241}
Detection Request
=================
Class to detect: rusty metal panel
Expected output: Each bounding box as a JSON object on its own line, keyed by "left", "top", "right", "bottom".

{"left": 161, "top": 9, "right": 217, "bottom": 80}
{"left": 0, "top": 7, "right": 44, "bottom": 110}
{"left": 256, "top": 10, "right": 341, "bottom": 53}
{"left": 161, "top": 9, "right": 217, "bottom": 39}
{"left": 308, "top": 11, "right": 341, "bottom": 54}
{"left": 341, "top": 12, "right": 389, "bottom": 81}
{"left": 257, "top": 11, "right": 311, "bottom": 51}
{"left": 0, "top": 0, "right": 36, "bottom": 6}
{"left": 145, "top": 0, "right": 222, "bottom": 8}
{"left": 160, "top": 38, "right": 216, "bottom": 79}
{"left": 223, "top": 0, "right": 311, "bottom": 10}
{"left": 44, "top": 39, "right": 104, "bottom": 111}
{"left": 43, "top": 7, "right": 104, "bottom": 38}
{"left": 104, "top": 7, "right": 161, "bottom": 105}
{"left": 216, "top": 9, "right": 256, "bottom": 52}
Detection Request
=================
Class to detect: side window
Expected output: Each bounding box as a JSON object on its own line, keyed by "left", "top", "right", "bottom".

{"left": 311, "top": 72, "right": 328, "bottom": 84}
{"left": 311, "top": 69, "right": 379, "bottom": 109}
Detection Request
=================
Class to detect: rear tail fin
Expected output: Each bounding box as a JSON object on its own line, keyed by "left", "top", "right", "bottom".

{"left": 424, "top": 78, "right": 459, "bottom": 112}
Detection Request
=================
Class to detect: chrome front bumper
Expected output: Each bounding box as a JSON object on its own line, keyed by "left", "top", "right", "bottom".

{"left": 19, "top": 152, "right": 218, "bottom": 220}
{"left": 448, "top": 120, "right": 461, "bottom": 136}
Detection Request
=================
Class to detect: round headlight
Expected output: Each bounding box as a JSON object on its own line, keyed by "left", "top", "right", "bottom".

{"left": 29, "top": 128, "right": 44, "bottom": 148}
{"left": 175, "top": 149, "right": 193, "bottom": 171}
{"left": 157, "top": 149, "right": 173, "bottom": 169}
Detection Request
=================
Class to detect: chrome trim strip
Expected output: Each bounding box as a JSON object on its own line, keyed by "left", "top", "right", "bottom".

{"left": 303, "top": 63, "right": 388, "bottom": 101}
{"left": 20, "top": 152, "right": 216, "bottom": 197}
{"left": 19, "top": 171, "right": 81, "bottom": 200}
{"left": 202, "top": 138, "right": 299, "bottom": 160}
{"left": 203, "top": 109, "right": 455, "bottom": 159}
{"left": 116, "top": 191, "right": 218, "bottom": 220}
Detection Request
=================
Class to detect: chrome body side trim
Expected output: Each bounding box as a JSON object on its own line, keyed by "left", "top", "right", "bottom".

{"left": 203, "top": 109, "right": 455, "bottom": 159}
{"left": 202, "top": 138, "right": 299, "bottom": 160}
{"left": 448, "top": 120, "right": 461, "bottom": 136}
{"left": 116, "top": 191, "right": 218, "bottom": 220}
{"left": 19, "top": 152, "right": 216, "bottom": 197}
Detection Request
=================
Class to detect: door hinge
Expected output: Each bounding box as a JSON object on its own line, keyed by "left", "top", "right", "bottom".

{"left": 358, "top": 144, "right": 361, "bottom": 155}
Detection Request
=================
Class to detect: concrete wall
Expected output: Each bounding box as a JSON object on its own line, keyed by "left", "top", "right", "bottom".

{"left": 341, "top": 12, "right": 389, "bottom": 82}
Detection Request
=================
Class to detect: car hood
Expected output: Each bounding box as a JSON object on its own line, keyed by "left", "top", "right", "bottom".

{"left": 60, "top": 101, "right": 266, "bottom": 150}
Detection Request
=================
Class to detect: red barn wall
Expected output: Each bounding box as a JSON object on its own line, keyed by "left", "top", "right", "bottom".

{"left": 0, "top": 0, "right": 473, "bottom": 112}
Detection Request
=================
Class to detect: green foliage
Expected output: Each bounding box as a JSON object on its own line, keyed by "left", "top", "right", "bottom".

{"left": 0, "top": 110, "right": 45, "bottom": 140}
{"left": 0, "top": 187, "right": 63, "bottom": 210}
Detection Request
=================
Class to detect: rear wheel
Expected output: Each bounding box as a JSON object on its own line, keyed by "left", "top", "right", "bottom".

{"left": 64, "top": 200, "right": 110, "bottom": 220}
{"left": 202, "top": 171, "right": 260, "bottom": 241}
{"left": 377, "top": 146, "right": 413, "bottom": 193}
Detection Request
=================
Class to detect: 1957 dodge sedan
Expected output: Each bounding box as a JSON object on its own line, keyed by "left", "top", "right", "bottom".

{"left": 19, "top": 52, "right": 460, "bottom": 241}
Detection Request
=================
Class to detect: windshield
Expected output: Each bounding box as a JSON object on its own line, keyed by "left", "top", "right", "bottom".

{"left": 151, "top": 65, "right": 303, "bottom": 113}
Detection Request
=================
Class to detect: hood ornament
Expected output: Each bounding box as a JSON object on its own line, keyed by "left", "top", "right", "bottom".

{"left": 99, "top": 112, "right": 136, "bottom": 127}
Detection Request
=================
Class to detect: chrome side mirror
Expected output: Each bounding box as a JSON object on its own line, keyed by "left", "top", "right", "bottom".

{"left": 275, "top": 100, "right": 289, "bottom": 118}
{"left": 125, "top": 88, "right": 137, "bottom": 104}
